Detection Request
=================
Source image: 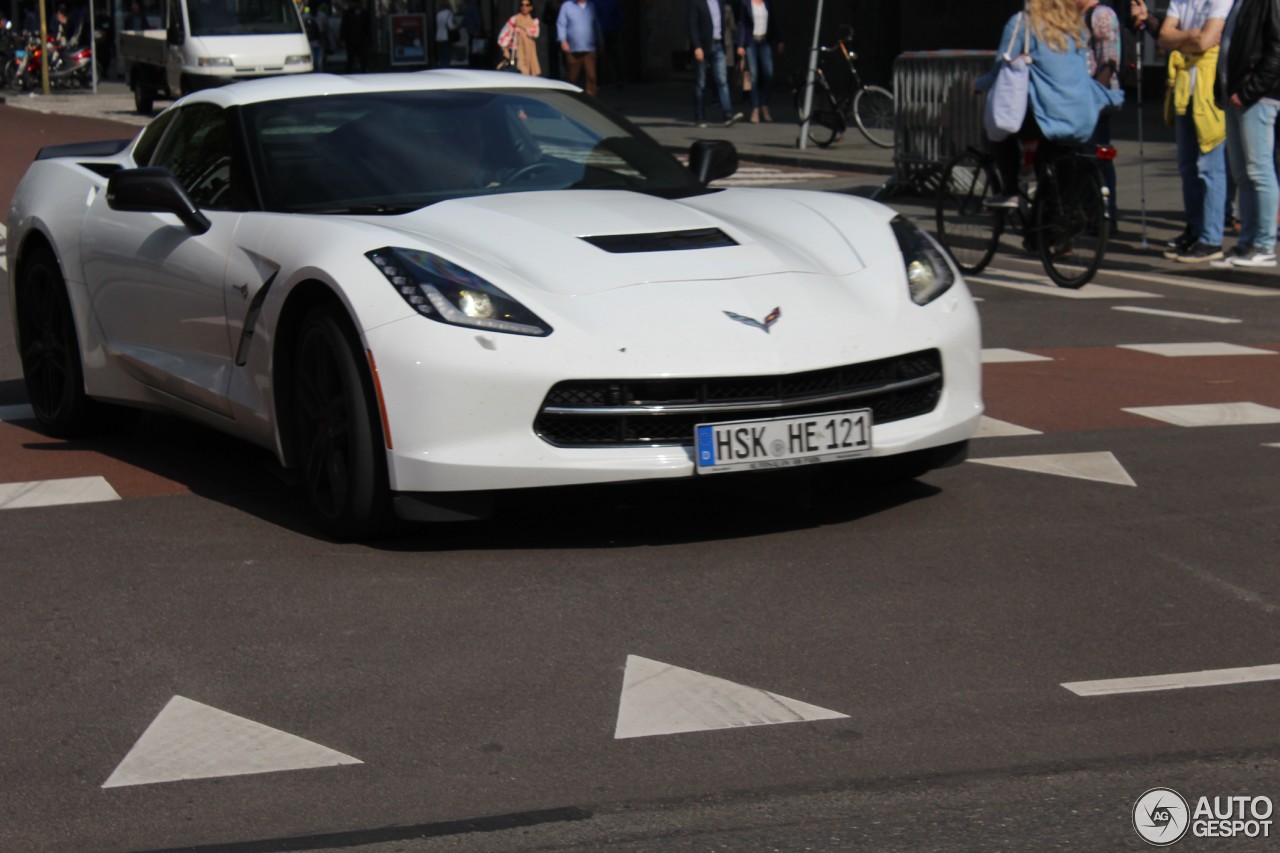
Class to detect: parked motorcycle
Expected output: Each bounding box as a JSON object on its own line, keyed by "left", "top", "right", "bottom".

{"left": 6, "top": 32, "right": 99, "bottom": 90}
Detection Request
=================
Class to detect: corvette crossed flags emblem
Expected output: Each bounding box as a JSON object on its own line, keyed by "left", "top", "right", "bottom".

{"left": 724, "top": 307, "right": 782, "bottom": 334}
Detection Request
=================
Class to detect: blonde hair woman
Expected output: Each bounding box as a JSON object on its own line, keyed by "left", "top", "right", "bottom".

{"left": 976, "top": 0, "right": 1121, "bottom": 204}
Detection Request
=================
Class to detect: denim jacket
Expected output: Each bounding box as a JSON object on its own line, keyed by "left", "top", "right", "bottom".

{"left": 978, "top": 13, "right": 1124, "bottom": 144}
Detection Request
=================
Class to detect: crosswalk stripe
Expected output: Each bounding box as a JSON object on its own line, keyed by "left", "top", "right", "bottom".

{"left": 1112, "top": 306, "right": 1241, "bottom": 324}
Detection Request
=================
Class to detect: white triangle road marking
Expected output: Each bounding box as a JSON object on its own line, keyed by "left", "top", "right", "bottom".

{"left": 969, "top": 451, "right": 1136, "bottom": 486}
{"left": 0, "top": 476, "right": 121, "bottom": 510}
{"left": 981, "top": 348, "right": 1053, "bottom": 364}
{"left": 103, "top": 696, "right": 362, "bottom": 788}
{"left": 614, "top": 655, "right": 848, "bottom": 740}
{"left": 973, "top": 416, "right": 1042, "bottom": 438}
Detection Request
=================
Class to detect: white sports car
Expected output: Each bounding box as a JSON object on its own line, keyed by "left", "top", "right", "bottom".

{"left": 6, "top": 72, "right": 982, "bottom": 536}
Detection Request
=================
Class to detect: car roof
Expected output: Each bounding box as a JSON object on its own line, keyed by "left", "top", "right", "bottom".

{"left": 179, "top": 70, "right": 581, "bottom": 109}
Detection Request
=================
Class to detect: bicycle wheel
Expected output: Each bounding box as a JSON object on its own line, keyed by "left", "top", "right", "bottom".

{"left": 793, "top": 82, "right": 844, "bottom": 148}
{"left": 852, "top": 84, "right": 895, "bottom": 149}
{"left": 1033, "top": 156, "right": 1108, "bottom": 288}
{"left": 935, "top": 148, "right": 1003, "bottom": 275}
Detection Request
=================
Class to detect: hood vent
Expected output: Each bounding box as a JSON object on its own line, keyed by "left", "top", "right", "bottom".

{"left": 582, "top": 227, "right": 738, "bottom": 254}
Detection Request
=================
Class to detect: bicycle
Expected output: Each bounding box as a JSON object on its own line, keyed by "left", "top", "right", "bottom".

{"left": 791, "top": 26, "right": 894, "bottom": 149}
{"left": 934, "top": 142, "right": 1116, "bottom": 289}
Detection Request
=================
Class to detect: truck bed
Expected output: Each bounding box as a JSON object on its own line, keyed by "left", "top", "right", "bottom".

{"left": 120, "top": 30, "right": 168, "bottom": 67}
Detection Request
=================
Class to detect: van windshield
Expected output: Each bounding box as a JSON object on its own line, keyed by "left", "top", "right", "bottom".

{"left": 187, "top": 0, "right": 304, "bottom": 36}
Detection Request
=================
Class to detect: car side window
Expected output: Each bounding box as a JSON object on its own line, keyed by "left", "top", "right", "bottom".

{"left": 131, "top": 109, "right": 177, "bottom": 166}
{"left": 151, "top": 103, "right": 241, "bottom": 210}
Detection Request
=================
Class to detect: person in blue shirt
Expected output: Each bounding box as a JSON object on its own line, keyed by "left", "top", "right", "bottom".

{"left": 557, "top": 0, "right": 603, "bottom": 96}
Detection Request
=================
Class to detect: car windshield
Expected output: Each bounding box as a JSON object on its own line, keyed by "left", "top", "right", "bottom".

{"left": 241, "top": 88, "right": 705, "bottom": 214}
{"left": 187, "top": 0, "right": 303, "bottom": 37}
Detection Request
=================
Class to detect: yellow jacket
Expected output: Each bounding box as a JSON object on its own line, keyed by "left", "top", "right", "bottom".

{"left": 1165, "top": 46, "right": 1225, "bottom": 153}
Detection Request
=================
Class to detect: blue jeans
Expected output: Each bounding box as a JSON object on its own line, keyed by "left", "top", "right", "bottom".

{"left": 742, "top": 39, "right": 774, "bottom": 110}
{"left": 1225, "top": 100, "right": 1280, "bottom": 252}
{"left": 1174, "top": 113, "right": 1228, "bottom": 246}
{"left": 693, "top": 42, "right": 732, "bottom": 121}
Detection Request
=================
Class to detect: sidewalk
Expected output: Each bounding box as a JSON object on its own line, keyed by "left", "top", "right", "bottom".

{"left": 3, "top": 75, "right": 1276, "bottom": 286}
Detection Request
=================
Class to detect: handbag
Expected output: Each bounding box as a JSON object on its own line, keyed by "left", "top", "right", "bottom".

{"left": 983, "top": 13, "right": 1032, "bottom": 142}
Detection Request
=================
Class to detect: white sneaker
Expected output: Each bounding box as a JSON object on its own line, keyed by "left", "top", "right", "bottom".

{"left": 983, "top": 195, "right": 1018, "bottom": 209}
{"left": 1232, "top": 250, "right": 1278, "bottom": 268}
{"left": 1209, "top": 245, "right": 1251, "bottom": 268}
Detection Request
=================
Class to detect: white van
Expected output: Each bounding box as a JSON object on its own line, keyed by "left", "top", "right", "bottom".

{"left": 121, "top": 0, "right": 313, "bottom": 113}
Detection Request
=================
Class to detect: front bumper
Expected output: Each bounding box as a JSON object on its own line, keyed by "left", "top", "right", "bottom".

{"left": 362, "top": 283, "right": 983, "bottom": 494}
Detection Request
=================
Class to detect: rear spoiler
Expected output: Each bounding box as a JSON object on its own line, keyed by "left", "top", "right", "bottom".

{"left": 35, "top": 139, "right": 132, "bottom": 161}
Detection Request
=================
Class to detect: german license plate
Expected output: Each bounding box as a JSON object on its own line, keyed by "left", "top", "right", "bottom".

{"left": 695, "top": 409, "right": 872, "bottom": 474}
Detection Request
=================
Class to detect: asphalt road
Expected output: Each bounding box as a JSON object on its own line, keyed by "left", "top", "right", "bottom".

{"left": 2, "top": 105, "right": 1280, "bottom": 853}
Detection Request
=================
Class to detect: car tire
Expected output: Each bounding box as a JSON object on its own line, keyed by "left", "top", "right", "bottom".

{"left": 16, "top": 248, "right": 124, "bottom": 437}
{"left": 133, "top": 80, "right": 153, "bottom": 114}
{"left": 292, "top": 304, "right": 391, "bottom": 539}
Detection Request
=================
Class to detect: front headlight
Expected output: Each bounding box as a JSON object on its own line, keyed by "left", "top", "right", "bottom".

{"left": 890, "top": 215, "right": 955, "bottom": 306}
{"left": 368, "top": 248, "right": 553, "bottom": 337}
{"left": 285, "top": 54, "right": 312, "bottom": 65}
{"left": 196, "top": 56, "right": 234, "bottom": 67}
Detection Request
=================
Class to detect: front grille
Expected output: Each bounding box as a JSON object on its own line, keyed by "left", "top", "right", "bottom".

{"left": 535, "top": 350, "right": 943, "bottom": 448}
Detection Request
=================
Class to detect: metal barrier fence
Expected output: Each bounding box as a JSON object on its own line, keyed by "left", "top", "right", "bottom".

{"left": 890, "top": 50, "right": 995, "bottom": 194}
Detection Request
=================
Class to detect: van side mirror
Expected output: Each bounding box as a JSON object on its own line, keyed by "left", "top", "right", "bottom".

{"left": 167, "top": 24, "right": 184, "bottom": 45}
{"left": 687, "top": 140, "right": 738, "bottom": 186}
{"left": 107, "top": 166, "right": 212, "bottom": 235}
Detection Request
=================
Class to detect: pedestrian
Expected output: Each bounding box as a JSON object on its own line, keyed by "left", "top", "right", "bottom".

{"left": 303, "top": 6, "right": 322, "bottom": 70}
{"left": 498, "top": 0, "right": 542, "bottom": 76}
{"left": 736, "top": 0, "right": 783, "bottom": 124}
{"left": 1209, "top": 0, "right": 1280, "bottom": 267}
{"left": 1079, "top": 0, "right": 1122, "bottom": 230}
{"left": 594, "top": 0, "right": 623, "bottom": 87}
{"left": 557, "top": 0, "right": 602, "bottom": 96}
{"left": 341, "top": 0, "right": 371, "bottom": 72}
{"left": 435, "top": 1, "right": 459, "bottom": 68}
{"left": 95, "top": 4, "right": 115, "bottom": 78}
{"left": 1152, "top": 0, "right": 1233, "bottom": 263}
{"left": 461, "top": 0, "right": 484, "bottom": 67}
{"left": 315, "top": 4, "right": 331, "bottom": 70}
{"left": 689, "top": 0, "right": 743, "bottom": 127}
{"left": 977, "top": 0, "right": 1120, "bottom": 210}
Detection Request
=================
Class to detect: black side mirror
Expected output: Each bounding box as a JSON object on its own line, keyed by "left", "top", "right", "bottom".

{"left": 166, "top": 24, "right": 184, "bottom": 45}
{"left": 107, "top": 166, "right": 211, "bottom": 235}
{"left": 687, "top": 140, "right": 738, "bottom": 186}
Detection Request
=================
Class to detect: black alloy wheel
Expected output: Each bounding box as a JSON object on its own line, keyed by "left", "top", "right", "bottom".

{"left": 17, "top": 249, "right": 96, "bottom": 437}
{"left": 293, "top": 304, "right": 390, "bottom": 538}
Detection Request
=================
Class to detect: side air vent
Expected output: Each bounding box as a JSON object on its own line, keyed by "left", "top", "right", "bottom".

{"left": 80, "top": 163, "right": 124, "bottom": 178}
{"left": 582, "top": 227, "right": 738, "bottom": 254}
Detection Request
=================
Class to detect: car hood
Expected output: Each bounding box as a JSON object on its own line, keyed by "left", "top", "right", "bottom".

{"left": 360, "top": 188, "right": 877, "bottom": 296}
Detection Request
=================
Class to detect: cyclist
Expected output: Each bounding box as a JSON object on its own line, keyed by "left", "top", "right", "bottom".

{"left": 976, "top": 0, "right": 1124, "bottom": 209}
